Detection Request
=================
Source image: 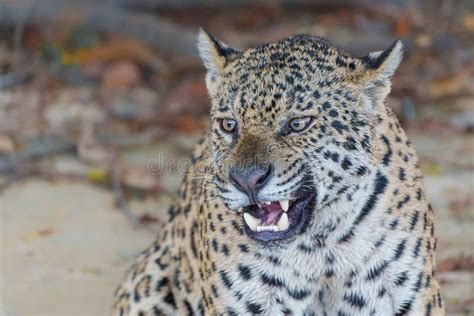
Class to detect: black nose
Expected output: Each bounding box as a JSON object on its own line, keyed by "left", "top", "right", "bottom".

{"left": 229, "top": 163, "right": 273, "bottom": 200}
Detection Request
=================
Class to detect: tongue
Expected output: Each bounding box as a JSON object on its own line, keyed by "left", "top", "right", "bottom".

{"left": 256, "top": 202, "right": 283, "bottom": 225}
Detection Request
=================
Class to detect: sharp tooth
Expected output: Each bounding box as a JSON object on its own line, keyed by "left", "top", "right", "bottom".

{"left": 244, "top": 213, "right": 260, "bottom": 231}
{"left": 277, "top": 213, "right": 290, "bottom": 231}
{"left": 257, "top": 203, "right": 262, "bottom": 208}
{"left": 237, "top": 208, "right": 243, "bottom": 213}
{"left": 264, "top": 201, "right": 271, "bottom": 205}
{"left": 279, "top": 200, "right": 289, "bottom": 212}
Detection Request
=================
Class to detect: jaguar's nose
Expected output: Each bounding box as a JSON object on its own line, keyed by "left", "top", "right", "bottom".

{"left": 229, "top": 163, "right": 274, "bottom": 200}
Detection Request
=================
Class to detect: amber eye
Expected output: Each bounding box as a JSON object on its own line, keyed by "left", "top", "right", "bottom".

{"left": 220, "top": 118, "right": 237, "bottom": 133}
{"left": 289, "top": 117, "right": 313, "bottom": 132}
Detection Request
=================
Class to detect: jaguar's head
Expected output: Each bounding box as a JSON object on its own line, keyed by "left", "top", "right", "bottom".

{"left": 197, "top": 29, "right": 402, "bottom": 244}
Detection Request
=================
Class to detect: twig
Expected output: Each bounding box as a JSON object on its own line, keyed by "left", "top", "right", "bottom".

{"left": 110, "top": 159, "right": 157, "bottom": 232}
{"left": 111, "top": 161, "right": 138, "bottom": 225}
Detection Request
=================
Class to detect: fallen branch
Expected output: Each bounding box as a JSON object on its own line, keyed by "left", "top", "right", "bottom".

{"left": 0, "top": 137, "right": 75, "bottom": 174}
{"left": 0, "top": 0, "right": 199, "bottom": 59}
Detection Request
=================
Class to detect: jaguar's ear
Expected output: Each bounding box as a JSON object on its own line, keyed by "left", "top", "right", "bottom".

{"left": 197, "top": 28, "right": 240, "bottom": 77}
{"left": 353, "top": 40, "right": 403, "bottom": 104}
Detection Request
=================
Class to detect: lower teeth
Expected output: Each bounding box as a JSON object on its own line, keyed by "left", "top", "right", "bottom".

{"left": 256, "top": 225, "right": 278, "bottom": 232}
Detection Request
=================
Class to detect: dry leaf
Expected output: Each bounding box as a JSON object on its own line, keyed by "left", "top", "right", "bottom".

{"left": 463, "top": 14, "right": 474, "bottom": 32}
{"left": 438, "top": 254, "right": 474, "bottom": 272}
{"left": 393, "top": 16, "right": 412, "bottom": 37}
{"left": 139, "top": 213, "right": 160, "bottom": 225}
{"left": 0, "top": 133, "right": 15, "bottom": 154}
{"left": 74, "top": 38, "right": 154, "bottom": 65}
{"left": 429, "top": 70, "right": 472, "bottom": 99}
{"left": 87, "top": 168, "right": 109, "bottom": 183}
{"left": 101, "top": 60, "right": 141, "bottom": 89}
{"left": 38, "top": 228, "right": 55, "bottom": 236}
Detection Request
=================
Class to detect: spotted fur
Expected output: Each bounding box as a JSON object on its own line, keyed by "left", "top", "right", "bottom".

{"left": 113, "top": 30, "right": 444, "bottom": 315}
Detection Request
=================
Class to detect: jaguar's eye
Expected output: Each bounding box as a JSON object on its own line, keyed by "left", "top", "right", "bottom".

{"left": 220, "top": 118, "right": 237, "bottom": 133}
{"left": 289, "top": 117, "right": 313, "bottom": 132}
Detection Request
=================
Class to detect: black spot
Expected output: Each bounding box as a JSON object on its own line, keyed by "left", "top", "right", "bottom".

{"left": 287, "top": 288, "right": 311, "bottom": 300}
{"left": 380, "top": 135, "right": 392, "bottom": 166}
{"left": 344, "top": 137, "right": 357, "bottom": 150}
{"left": 343, "top": 292, "right": 366, "bottom": 309}
{"left": 239, "top": 244, "right": 249, "bottom": 253}
{"left": 219, "top": 270, "right": 233, "bottom": 289}
{"left": 374, "top": 235, "right": 386, "bottom": 248}
{"left": 397, "top": 195, "right": 411, "bottom": 209}
{"left": 221, "top": 244, "right": 230, "bottom": 257}
{"left": 399, "top": 168, "right": 406, "bottom": 181}
{"left": 329, "top": 110, "right": 339, "bottom": 117}
{"left": 416, "top": 188, "right": 423, "bottom": 201}
{"left": 341, "top": 158, "right": 352, "bottom": 170}
{"left": 395, "top": 271, "right": 409, "bottom": 286}
{"left": 325, "top": 269, "right": 335, "bottom": 278}
{"left": 152, "top": 306, "right": 165, "bottom": 316}
{"left": 425, "top": 302, "right": 433, "bottom": 316}
{"left": 395, "top": 297, "right": 414, "bottom": 316}
{"left": 260, "top": 273, "right": 283, "bottom": 287}
{"left": 211, "top": 284, "right": 219, "bottom": 297}
{"left": 356, "top": 166, "right": 368, "bottom": 176}
{"left": 322, "top": 101, "right": 331, "bottom": 110}
{"left": 413, "top": 238, "right": 422, "bottom": 257}
{"left": 437, "top": 291, "right": 443, "bottom": 307}
{"left": 183, "top": 299, "right": 194, "bottom": 316}
{"left": 155, "top": 277, "right": 169, "bottom": 292}
{"left": 226, "top": 307, "right": 238, "bottom": 316}
{"left": 190, "top": 223, "right": 198, "bottom": 258}
{"left": 389, "top": 218, "right": 399, "bottom": 229}
{"left": 414, "top": 272, "right": 423, "bottom": 293}
{"left": 163, "top": 291, "right": 176, "bottom": 308}
{"left": 331, "top": 120, "right": 348, "bottom": 133}
{"left": 298, "top": 243, "right": 314, "bottom": 253}
{"left": 353, "top": 172, "right": 388, "bottom": 226}
{"left": 338, "top": 228, "right": 354, "bottom": 243}
{"left": 238, "top": 264, "right": 252, "bottom": 280}
{"left": 267, "top": 255, "right": 281, "bottom": 265}
{"left": 393, "top": 239, "right": 406, "bottom": 261}
{"left": 247, "top": 302, "right": 263, "bottom": 314}
{"left": 378, "top": 287, "right": 386, "bottom": 297}
{"left": 366, "top": 261, "right": 389, "bottom": 281}
{"left": 409, "top": 210, "right": 420, "bottom": 231}
{"left": 212, "top": 238, "right": 218, "bottom": 252}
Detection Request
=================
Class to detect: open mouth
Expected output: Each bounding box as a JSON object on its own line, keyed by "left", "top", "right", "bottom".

{"left": 241, "top": 193, "right": 315, "bottom": 242}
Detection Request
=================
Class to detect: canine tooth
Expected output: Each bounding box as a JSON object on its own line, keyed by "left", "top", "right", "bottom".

{"left": 264, "top": 201, "right": 271, "bottom": 205}
{"left": 279, "top": 200, "right": 289, "bottom": 212}
{"left": 244, "top": 213, "right": 260, "bottom": 231}
{"left": 277, "top": 213, "right": 290, "bottom": 231}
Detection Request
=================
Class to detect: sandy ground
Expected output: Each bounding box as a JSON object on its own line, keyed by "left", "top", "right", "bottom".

{"left": 1, "top": 131, "right": 473, "bottom": 316}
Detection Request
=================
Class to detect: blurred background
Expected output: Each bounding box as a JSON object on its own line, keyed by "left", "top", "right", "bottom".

{"left": 0, "top": 0, "right": 473, "bottom": 315}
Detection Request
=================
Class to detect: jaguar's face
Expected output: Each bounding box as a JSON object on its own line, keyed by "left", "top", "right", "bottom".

{"left": 198, "top": 30, "right": 402, "bottom": 243}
